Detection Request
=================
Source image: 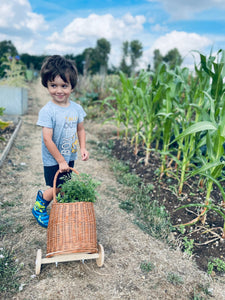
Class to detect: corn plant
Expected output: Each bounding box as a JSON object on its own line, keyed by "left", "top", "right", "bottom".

{"left": 173, "top": 50, "right": 225, "bottom": 227}
{"left": 168, "top": 55, "right": 217, "bottom": 194}
{"left": 130, "top": 70, "right": 150, "bottom": 155}
{"left": 102, "top": 90, "right": 125, "bottom": 138}
{"left": 119, "top": 71, "right": 134, "bottom": 143}
{"left": 140, "top": 64, "right": 167, "bottom": 165}
{"left": 156, "top": 67, "right": 182, "bottom": 177}
{"left": 102, "top": 72, "right": 133, "bottom": 141}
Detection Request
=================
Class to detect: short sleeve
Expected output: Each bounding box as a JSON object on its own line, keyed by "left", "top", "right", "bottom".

{"left": 76, "top": 103, "right": 86, "bottom": 124}
{"left": 36, "top": 104, "right": 54, "bottom": 128}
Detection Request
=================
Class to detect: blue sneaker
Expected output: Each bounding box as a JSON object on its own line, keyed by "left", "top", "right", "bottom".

{"left": 32, "top": 191, "right": 50, "bottom": 228}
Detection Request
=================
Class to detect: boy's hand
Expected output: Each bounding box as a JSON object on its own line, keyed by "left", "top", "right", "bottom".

{"left": 81, "top": 148, "right": 89, "bottom": 161}
{"left": 59, "top": 161, "right": 70, "bottom": 172}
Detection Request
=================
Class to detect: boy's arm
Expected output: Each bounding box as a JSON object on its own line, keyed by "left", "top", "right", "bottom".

{"left": 42, "top": 127, "right": 70, "bottom": 172}
{"left": 77, "top": 122, "right": 89, "bottom": 161}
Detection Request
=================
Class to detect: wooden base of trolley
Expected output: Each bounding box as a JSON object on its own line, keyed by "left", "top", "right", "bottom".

{"left": 35, "top": 244, "right": 104, "bottom": 275}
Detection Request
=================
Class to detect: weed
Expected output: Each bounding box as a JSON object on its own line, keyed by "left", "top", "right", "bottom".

{"left": 167, "top": 272, "right": 184, "bottom": 285}
{"left": 183, "top": 236, "right": 194, "bottom": 256}
{"left": 15, "top": 144, "right": 27, "bottom": 151}
{"left": 177, "top": 225, "right": 186, "bottom": 234}
{"left": 1, "top": 201, "right": 16, "bottom": 208}
{"left": 140, "top": 261, "right": 155, "bottom": 273}
{"left": 111, "top": 160, "right": 129, "bottom": 174}
{"left": 111, "top": 160, "right": 141, "bottom": 186}
{"left": 0, "top": 217, "right": 14, "bottom": 238}
{"left": 117, "top": 172, "right": 141, "bottom": 186}
{"left": 190, "top": 283, "right": 213, "bottom": 299}
{"left": 13, "top": 224, "right": 24, "bottom": 233}
{"left": 0, "top": 247, "right": 21, "bottom": 296}
{"left": 207, "top": 257, "right": 225, "bottom": 275}
{"left": 119, "top": 200, "right": 134, "bottom": 212}
{"left": 93, "top": 140, "right": 115, "bottom": 157}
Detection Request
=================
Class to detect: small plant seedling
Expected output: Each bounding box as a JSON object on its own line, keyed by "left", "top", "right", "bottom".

{"left": 167, "top": 272, "right": 184, "bottom": 285}
{"left": 140, "top": 261, "right": 155, "bottom": 273}
{"left": 119, "top": 201, "right": 134, "bottom": 212}
{"left": 183, "top": 236, "right": 194, "bottom": 256}
{"left": 208, "top": 258, "right": 225, "bottom": 275}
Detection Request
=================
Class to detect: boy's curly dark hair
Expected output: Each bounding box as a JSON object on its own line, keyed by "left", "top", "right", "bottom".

{"left": 40, "top": 55, "right": 78, "bottom": 89}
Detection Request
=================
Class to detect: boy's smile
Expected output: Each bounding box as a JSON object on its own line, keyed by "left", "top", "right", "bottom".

{"left": 47, "top": 75, "right": 73, "bottom": 106}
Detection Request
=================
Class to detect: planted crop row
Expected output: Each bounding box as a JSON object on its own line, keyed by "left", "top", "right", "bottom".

{"left": 103, "top": 50, "right": 225, "bottom": 237}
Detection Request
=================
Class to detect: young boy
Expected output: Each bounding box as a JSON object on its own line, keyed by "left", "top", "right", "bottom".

{"left": 32, "top": 55, "right": 89, "bottom": 228}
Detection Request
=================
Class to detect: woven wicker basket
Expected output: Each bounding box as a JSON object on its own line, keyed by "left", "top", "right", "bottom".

{"left": 46, "top": 168, "right": 98, "bottom": 258}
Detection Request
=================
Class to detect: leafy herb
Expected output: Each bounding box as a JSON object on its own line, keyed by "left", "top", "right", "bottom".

{"left": 57, "top": 173, "right": 100, "bottom": 203}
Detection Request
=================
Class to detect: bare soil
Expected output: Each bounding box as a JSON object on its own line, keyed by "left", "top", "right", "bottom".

{"left": 111, "top": 140, "right": 225, "bottom": 274}
{"left": 1, "top": 80, "right": 225, "bottom": 300}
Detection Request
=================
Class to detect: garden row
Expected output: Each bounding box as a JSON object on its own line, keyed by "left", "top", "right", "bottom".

{"left": 102, "top": 50, "right": 225, "bottom": 238}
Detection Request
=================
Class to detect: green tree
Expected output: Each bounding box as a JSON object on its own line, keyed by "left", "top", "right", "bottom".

{"left": 20, "top": 54, "right": 47, "bottom": 71}
{"left": 120, "top": 41, "right": 131, "bottom": 75}
{"left": 0, "top": 40, "right": 18, "bottom": 58}
{"left": 130, "top": 40, "right": 143, "bottom": 75}
{"left": 73, "top": 53, "right": 85, "bottom": 75}
{"left": 163, "top": 48, "right": 182, "bottom": 69}
{"left": 83, "top": 47, "right": 96, "bottom": 75}
{"left": 153, "top": 49, "right": 163, "bottom": 70}
{"left": 120, "top": 40, "right": 143, "bottom": 76}
{"left": 0, "top": 40, "right": 18, "bottom": 78}
{"left": 153, "top": 48, "right": 182, "bottom": 70}
{"left": 95, "top": 38, "right": 111, "bottom": 76}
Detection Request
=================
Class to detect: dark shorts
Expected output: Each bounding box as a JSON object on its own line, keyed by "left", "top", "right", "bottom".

{"left": 44, "top": 161, "right": 74, "bottom": 188}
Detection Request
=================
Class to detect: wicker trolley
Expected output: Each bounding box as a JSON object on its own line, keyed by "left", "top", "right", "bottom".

{"left": 35, "top": 168, "right": 104, "bottom": 275}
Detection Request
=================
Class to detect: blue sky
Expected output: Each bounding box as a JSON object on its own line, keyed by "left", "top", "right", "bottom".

{"left": 1, "top": 0, "right": 225, "bottom": 69}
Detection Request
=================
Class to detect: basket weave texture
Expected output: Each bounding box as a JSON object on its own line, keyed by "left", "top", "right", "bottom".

{"left": 46, "top": 168, "right": 98, "bottom": 258}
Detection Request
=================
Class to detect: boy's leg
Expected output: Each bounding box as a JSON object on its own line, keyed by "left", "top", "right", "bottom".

{"left": 32, "top": 162, "right": 74, "bottom": 228}
{"left": 32, "top": 190, "right": 51, "bottom": 228}
{"left": 32, "top": 187, "right": 60, "bottom": 228}
{"left": 32, "top": 165, "right": 58, "bottom": 228}
{"left": 43, "top": 188, "right": 54, "bottom": 201}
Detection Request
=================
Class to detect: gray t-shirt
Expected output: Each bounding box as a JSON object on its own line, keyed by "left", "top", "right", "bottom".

{"left": 37, "top": 100, "right": 86, "bottom": 166}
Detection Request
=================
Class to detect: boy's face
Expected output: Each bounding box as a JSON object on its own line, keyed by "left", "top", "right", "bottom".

{"left": 47, "top": 75, "right": 73, "bottom": 106}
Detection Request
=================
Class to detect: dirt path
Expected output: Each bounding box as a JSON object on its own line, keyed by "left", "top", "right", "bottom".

{"left": 1, "top": 80, "right": 225, "bottom": 300}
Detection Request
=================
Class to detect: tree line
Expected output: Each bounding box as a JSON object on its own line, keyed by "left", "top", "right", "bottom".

{"left": 0, "top": 39, "right": 182, "bottom": 78}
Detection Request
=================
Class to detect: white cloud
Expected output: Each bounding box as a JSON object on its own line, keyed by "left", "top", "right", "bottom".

{"left": 151, "top": 24, "right": 167, "bottom": 32}
{"left": 149, "top": 0, "right": 225, "bottom": 19}
{"left": 0, "top": 0, "right": 48, "bottom": 54}
{"left": 0, "top": 0, "right": 48, "bottom": 33}
{"left": 46, "top": 13, "right": 146, "bottom": 64}
{"left": 47, "top": 13, "right": 146, "bottom": 50}
{"left": 140, "top": 31, "right": 212, "bottom": 69}
{"left": 151, "top": 31, "right": 211, "bottom": 56}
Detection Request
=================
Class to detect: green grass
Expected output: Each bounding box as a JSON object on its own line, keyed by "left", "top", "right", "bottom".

{"left": 0, "top": 217, "right": 24, "bottom": 238}
{"left": 0, "top": 247, "right": 21, "bottom": 296}
{"left": 110, "top": 159, "right": 173, "bottom": 240}
{"left": 94, "top": 139, "right": 174, "bottom": 240}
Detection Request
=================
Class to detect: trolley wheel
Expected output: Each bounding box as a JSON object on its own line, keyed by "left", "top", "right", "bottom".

{"left": 35, "top": 249, "right": 42, "bottom": 275}
{"left": 96, "top": 244, "right": 104, "bottom": 267}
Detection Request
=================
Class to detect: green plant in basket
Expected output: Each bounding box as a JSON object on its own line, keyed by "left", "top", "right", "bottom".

{"left": 57, "top": 173, "right": 100, "bottom": 203}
